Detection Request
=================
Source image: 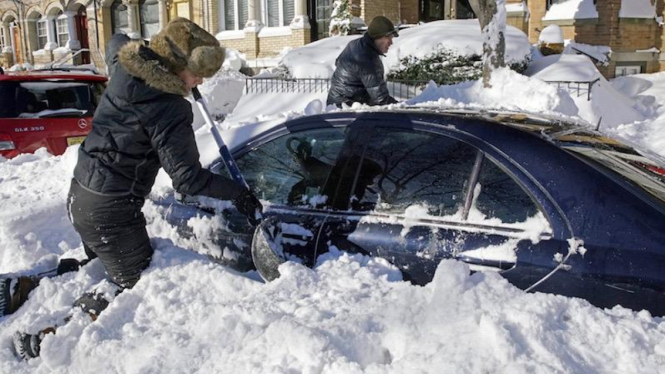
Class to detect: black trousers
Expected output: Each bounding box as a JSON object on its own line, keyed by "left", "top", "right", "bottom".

{"left": 67, "top": 179, "right": 153, "bottom": 289}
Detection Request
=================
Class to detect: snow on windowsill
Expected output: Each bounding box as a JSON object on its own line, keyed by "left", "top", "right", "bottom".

{"left": 619, "top": 0, "right": 656, "bottom": 19}
{"left": 216, "top": 30, "right": 246, "bottom": 40}
{"left": 543, "top": 0, "right": 598, "bottom": 21}
{"left": 506, "top": 2, "right": 527, "bottom": 14}
{"left": 53, "top": 46, "right": 71, "bottom": 54}
{"left": 258, "top": 26, "right": 292, "bottom": 38}
{"left": 636, "top": 47, "right": 660, "bottom": 54}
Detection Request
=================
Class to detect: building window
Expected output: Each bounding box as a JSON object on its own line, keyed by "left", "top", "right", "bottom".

{"left": 111, "top": 0, "right": 130, "bottom": 35}
{"left": 0, "top": 27, "right": 5, "bottom": 49}
{"left": 314, "top": 0, "right": 332, "bottom": 40}
{"left": 265, "top": 0, "right": 295, "bottom": 27}
{"left": 615, "top": 65, "right": 642, "bottom": 77}
{"left": 56, "top": 15, "right": 69, "bottom": 48}
{"left": 37, "top": 19, "right": 48, "bottom": 50}
{"left": 139, "top": 0, "right": 160, "bottom": 38}
{"left": 223, "top": 0, "right": 248, "bottom": 30}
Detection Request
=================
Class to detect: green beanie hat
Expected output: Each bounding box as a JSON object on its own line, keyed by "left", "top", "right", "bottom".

{"left": 149, "top": 17, "right": 225, "bottom": 78}
{"left": 367, "top": 16, "right": 399, "bottom": 40}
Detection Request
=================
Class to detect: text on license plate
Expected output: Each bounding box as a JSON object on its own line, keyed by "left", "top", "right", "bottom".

{"left": 67, "top": 136, "right": 86, "bottom": 146}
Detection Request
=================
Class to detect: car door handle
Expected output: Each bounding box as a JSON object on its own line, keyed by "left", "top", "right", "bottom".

{"left": 455, "top": 254, "right": 515, "bottom": 271}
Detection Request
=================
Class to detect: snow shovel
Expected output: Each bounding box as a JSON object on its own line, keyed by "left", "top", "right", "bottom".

{"left": 192, "top": 87, "right": 286, "bottom": 282}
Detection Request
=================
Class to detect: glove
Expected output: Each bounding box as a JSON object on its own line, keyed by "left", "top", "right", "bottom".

{"left": 233, "top": 189, "right": 263, "bottom": 226}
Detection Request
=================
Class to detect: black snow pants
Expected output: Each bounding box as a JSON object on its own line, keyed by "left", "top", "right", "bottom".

{"left": 67, "top": 179, "right": 153, "bottom": 289}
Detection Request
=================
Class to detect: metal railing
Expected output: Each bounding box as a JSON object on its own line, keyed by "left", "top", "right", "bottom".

{"left": 547, "top": 78, "right": 599, "bottom": 101}
{"left": 244, "top": 78, "right": 429, "bottom": 100}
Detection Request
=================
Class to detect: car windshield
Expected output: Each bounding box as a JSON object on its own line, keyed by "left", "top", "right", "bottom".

{"left": 0, "top": 80, "right": 105, "bottom": 118}
{"left": 565, "top": 146, "right": 665, "bottom": 204}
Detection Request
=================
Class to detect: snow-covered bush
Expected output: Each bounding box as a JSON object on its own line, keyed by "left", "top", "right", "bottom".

{"left": 329, "top": 0, "right": 353, "bottom": 36}
{"left": 388, "top": 48, "right": 530, "bottom": 85}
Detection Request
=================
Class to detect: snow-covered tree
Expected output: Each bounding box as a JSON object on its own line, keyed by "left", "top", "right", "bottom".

{"left": 329, "top": 0, "right": 354, "bottom": 36}
{"left": 469, "top": 0, "right": 507, "bottom": 88}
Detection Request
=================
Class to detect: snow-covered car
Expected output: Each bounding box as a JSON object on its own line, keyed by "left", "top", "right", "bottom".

{"left": 168, "top": 109, "right": 665, "bottom": 316}
{"left": 0, "top": 68, "right": 107, "bottom": 159}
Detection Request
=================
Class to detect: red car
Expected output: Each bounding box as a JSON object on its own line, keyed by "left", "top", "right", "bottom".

{"left": 0, "top": 68, "right": 107, "bottom": 159}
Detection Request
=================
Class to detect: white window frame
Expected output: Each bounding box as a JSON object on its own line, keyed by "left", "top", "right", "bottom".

{"left": 56, "top": 14, "right": 69, "bottom": 48}
{"left": 37, "top": 18, "right": 48, "bottom": 50}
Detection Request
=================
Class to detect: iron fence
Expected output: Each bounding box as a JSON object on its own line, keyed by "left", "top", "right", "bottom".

{"left": 547, "top": 78, "right": 599, "bottom": 101}
{"left": 244, "top": 78, "right": 429, "bottom": 100}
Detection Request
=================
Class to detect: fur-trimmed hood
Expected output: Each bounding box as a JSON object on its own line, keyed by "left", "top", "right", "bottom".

{"left": 117, "top": 41, "right": 188, "bottom": 96}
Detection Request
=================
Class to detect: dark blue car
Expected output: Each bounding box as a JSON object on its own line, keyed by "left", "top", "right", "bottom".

{"left": 167, "top": 109, "right": 665, "bottom": 316}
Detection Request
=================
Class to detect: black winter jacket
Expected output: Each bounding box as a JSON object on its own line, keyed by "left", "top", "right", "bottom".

{"left": 74, "top": 34, "right": 243, "bottom": 200}
{"left": 326, "top": 34, "right": 397, "bottom": 107}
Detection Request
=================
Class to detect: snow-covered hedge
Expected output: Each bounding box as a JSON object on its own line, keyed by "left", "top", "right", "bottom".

{"left": 388, "top": 48, "right": 529, "bottom": 85}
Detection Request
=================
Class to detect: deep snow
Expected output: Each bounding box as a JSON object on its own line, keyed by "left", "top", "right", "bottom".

{"left": 2, "top": 21, "right": 665, "bottom": 374}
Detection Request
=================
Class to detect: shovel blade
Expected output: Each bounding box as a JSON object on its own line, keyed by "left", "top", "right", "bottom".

{"left": 251, "top": 216, "right": 286, "bottom": 282}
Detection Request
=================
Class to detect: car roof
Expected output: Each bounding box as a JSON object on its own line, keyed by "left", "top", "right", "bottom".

{"left": 0, "top": 68, "right": 107, "bottom": 82}
{"left": 328, "top": 107, "right": 665, "bottom": 166}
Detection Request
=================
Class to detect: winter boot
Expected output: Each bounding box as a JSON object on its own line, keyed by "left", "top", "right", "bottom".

{"left": 12, "top": 292, "right": 111, "bottom": 360}
{"left": 73, "top": 292, "right": 111, "bottom": 321}
{"left": 0, "top": 276, "right": 39, "bottom": 316}
{"left": 13, "top": 327, "right": 56, "bottom": 360}
{"left": 0, "top": 258, "right": 88, "bottom": 317}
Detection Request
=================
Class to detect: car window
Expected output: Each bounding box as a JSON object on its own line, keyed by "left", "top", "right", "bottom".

{"left": 0, "top": 81, "right": 104, "bottom": 118}
{"left": 472, "top": 157, "right": 540, "bottom": 223}
{"left": 355, "top": 129, "right": 477, "bottom": 215}
{"left": 233, "top": 127, "right": 347, "bottom": 207}
{"left": 355, "top": 128, "right": 541, "bottom": 225}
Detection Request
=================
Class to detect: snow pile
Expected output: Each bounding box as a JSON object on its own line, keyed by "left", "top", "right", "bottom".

{"left": 564, "top": 42, "right": 611, "bottom": 65}
{"left": 543, "top": 0, "right": 598, "bottom": 21}
{"left": 188, "top": 68, "right": 247, "bottom": 132}
{"left": 2, "top": 203, "right": 665, "bottom": 374}
{"left": 538, "top": 24, "right": 564, "bottom": 44}
{"left": 408, "top": 68, "right": 579, "bottom": 117}
{"left": 610, "top": 72, "right": 665, "bottom": 158}
{"left": 281, "top": 20, "right": 532, "bottom": 79}
{"left": 524, "top": 54, "right": 644, "bottom": 128}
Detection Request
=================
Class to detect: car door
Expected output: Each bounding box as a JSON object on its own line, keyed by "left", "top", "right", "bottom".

{"left": 173, "top": 119, "right": 370, "bottom": 272}
{"left": 318, "top": 121, "right": 563, "bottom": 287}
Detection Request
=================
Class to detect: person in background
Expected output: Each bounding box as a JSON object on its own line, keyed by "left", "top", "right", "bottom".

{"left": 12, "top": 17, "right": 262, "bottom": 360}
{"left": 326, "top": 16, "right": 399, "bottom": 107}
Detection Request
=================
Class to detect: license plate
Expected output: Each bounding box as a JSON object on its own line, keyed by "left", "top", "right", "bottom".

{"left": 67, "top": 136, "right": 86, "bottom": 146}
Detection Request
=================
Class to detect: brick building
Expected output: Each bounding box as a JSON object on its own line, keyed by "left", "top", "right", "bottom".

{"left": 507, "top": 0, "right": 664, "bottom": 78}
{"left": 0, "top": 0, "right": 663, "bottom": 79}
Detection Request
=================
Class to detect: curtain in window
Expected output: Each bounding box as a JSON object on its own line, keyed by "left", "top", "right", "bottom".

{"left": 224, "top": 0, "right": 235, "bottom": 29}
{"left": 267, "top": 0, "right": 280, "bottom": 27}
{"left": 283, "top": 0, "right": 294, "bottom": 26}
{"left": 140, "top": 0, "right": 160, "bottom": 38}
{"left": 239, "top": 0, "right": 248, "bottom": 28}
{"left": 111, "top": 0, "right": 129, "bottom": 34}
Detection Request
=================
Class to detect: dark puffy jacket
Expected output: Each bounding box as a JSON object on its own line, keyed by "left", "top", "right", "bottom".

{"left": 74, "top": 34, "right": 243, "bottom": 200}
{"left": 326, "top": 34, "right": 397, "bottom": 107}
